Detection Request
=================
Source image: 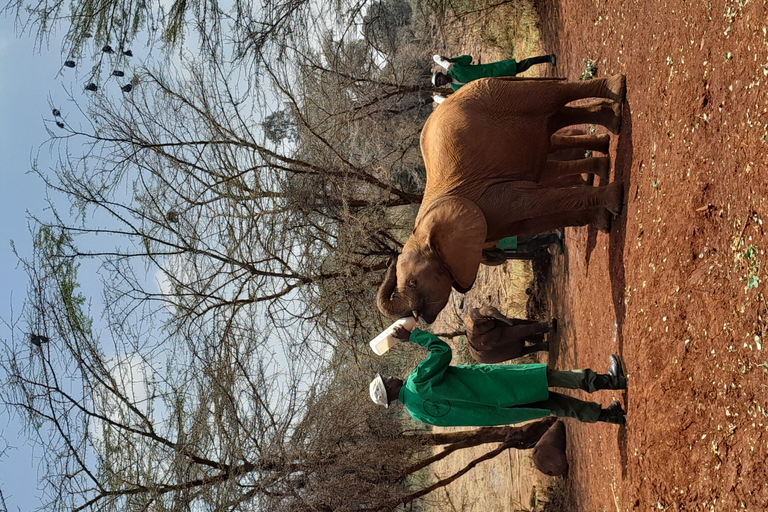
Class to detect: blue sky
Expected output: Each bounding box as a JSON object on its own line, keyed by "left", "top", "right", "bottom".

{"left": 0, "top": 16, "right": 72, "bottom": 511}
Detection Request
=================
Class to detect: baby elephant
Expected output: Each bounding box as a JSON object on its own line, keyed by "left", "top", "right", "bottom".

{"left": 465, "top": 306, "right": 555, "bottom": 364}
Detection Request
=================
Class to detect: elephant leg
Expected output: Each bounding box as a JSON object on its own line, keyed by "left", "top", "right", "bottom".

{"left": 514, "top": 322, "right": 551, "bottom": 337}
{"left": 475, "top": 306, "right": 513, "bottom": 324}
{"left": 520, "top": 341, "right": 549, "bottom": 355}
{"left": 481, "top": 247, "right": 509, "bottom": 266}
{"left": 515, "top": 233, "right": 564, "bottom": 253}
{"left": 549, "top": 101, "right": 623, "bottom": 135}
{"left": 468, "top": 340, "right": 524, "bottom": 364}
{"left": 550, "top": 132, "right": 610, "bottom": 153}
{"left": 546, "top": 174, "right": 592, "bottom": 187}
{"left": 540, "top": 157, "right": 610, "bottom": 185}
{"left": 467, "top": 337, "right": 525, "bottom": 364}
{"left": 509, "top": 318, "right": 540, "bottom": 326}
{"left": 513, "top": 207, "right": 614, "bottom": 234}
{"left": 480, "top": 181, "right": 624, "bottom": 237}
{"left": 478, "top": 76, "right": 623, "bottom": 121}
{"left": 552, "top": 74, "right": 626, "bottom": 105}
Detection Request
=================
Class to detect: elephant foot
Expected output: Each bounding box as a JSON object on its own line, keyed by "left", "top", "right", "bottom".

{"left": 594, "top": 156, "right": 611, "bottom": 183}
{"left": 608, "top": 100, "right": 624, "bottom": 135}
{"left": 593, "top": 132, "right": 611, "bottom": 153}
{"left": 595, "top": 208, "right": 613, "bottom": 233}
{"left": 606, "top": 74, "right": 626, "bottom": 104}
{"left": 604, "top": 180, "right": 624, "bottom": 216}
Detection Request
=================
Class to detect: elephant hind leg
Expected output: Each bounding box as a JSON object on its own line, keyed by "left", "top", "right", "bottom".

{"left": 550, "top": 132, "right": 611, "bottom": 153}
{"left": 549, "top": 101, "right": 623, "bottom": 135}
{"left": 605, "top": 73, "right": 627, "bottom": 101}
{"left": 547, "top": 174, "right": 592, "bottom": 187}
{"left": 594, "top": 207, "right": 614, "bottom": 233}
{"left": 467, "top": 336, "right": 525, "bottom": 363}
{"left": 552, "top": 74, "right": 626, "bottom": 105}
{"left": 540, "top": 157, "right": 610, "bottom": 185}
{"left": 604, "top": 179, "right": 624, "bottom": 215}
{"left": 519, "top": 341, "right": 549, "bottom": 356}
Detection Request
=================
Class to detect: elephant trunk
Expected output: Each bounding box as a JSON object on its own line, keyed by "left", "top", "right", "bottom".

{"left": 376, "top": 259, "right": 413, "bottom": 320}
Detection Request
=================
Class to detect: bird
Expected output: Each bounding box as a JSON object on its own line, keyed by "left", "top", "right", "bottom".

{"left": 121, "top": 84, "right": 133, "bottom": 93}
{"left": 166, "top": 210, "right": 180, "bottom": 223}
{"left": 30, "top": 334, "right": 50, "bottom": 346}
{"left": 85, "top": 83, "right": 98, "bottom": 91}
{"left": 102, "top": 45, "right": 114, "bottom": 53}
{"left": 112, "top": 70, "right": 125, "bottom": 77}
{"left": 52, "top": 108, "right": 61, "bottom": 117}
{"left": 56, "top": 121, "right": 65, "bottom": 128}
{"left": 123, "top": 50, "right": 133, "bottom": 57}
{"left": 64, "top": 60, "right": 76, "bottom": 68}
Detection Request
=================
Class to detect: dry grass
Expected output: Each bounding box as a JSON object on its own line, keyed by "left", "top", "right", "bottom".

{"left": 429, "top": 0, "right": 545, "bottom": 70}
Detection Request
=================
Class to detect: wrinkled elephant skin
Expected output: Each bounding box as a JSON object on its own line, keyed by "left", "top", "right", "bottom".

{"left": 378, "top": 76, "right": 627, "bottom": 322}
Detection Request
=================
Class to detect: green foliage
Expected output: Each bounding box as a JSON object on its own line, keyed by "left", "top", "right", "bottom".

{"left": 743, "top": 243, "right": 760, "bottom": 290}
{"left": 579, "top": 58, "right": 597, "bottom": 80}
{"left": 32, "top": 226, "right": 92, "bottom": 336}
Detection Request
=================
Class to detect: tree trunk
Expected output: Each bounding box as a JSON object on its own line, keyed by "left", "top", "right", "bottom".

{"left": 405, "top": 417, "right": 556, "bottom": 475}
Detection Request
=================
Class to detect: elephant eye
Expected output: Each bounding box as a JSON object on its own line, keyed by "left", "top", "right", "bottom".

{"left": 407, "top": 279, "right": 418, "bottom": 288}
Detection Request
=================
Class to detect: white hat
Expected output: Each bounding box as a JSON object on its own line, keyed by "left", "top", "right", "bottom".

{"left": 431, "top": 72, "right": 439, "bottom": 86}
{"left": 369, "top": 374, "right": 388, "bottom": 407}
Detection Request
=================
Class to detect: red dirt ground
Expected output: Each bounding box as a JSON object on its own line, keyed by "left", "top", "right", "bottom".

{"left": 532, "top": 0, "right": 768, "bottom": 509}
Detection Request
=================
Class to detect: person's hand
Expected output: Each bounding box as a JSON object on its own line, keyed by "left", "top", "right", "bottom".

{"left": 392, "top": 325, "right": 411, "bottom": 340}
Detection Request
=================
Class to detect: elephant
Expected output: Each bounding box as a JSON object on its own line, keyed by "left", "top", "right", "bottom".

{"left": 464, "top": 306, "right": 554, "bottom": 364}
{"left": 377, "top": 75, "right": 626, "bottom": 322}
{"left": 532, "top": 419, "right": 568, "bottom": 476}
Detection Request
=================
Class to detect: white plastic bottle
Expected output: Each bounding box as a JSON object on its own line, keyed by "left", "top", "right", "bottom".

{"left": 369, "top": 316, "right": 418, "bottom": 355}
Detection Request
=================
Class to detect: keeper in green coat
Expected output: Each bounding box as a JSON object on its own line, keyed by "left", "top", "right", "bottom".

{"left": 369, "top": 326, "right": 627, "bottom": 426}
{"left": 431, "top": 53, "right": 556, "bottom": 103}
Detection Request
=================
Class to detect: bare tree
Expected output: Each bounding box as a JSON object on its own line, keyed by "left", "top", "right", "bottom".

{"left": 2, "top": 231, "right": 554, "bottom": 511}
{"left": 1, "top": 0, "right": 556, "bottom": 509}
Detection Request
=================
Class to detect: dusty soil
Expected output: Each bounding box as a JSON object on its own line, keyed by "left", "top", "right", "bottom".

{"left": 535, "top": 0, "right": 768, "bottom": 509}
{"left": 430, "top": 0, "right": 768, "bottom": 510}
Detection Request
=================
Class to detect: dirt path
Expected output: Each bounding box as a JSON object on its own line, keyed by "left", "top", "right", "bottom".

{"left": 533, "top": 0, "right": 768, "bottom": 508}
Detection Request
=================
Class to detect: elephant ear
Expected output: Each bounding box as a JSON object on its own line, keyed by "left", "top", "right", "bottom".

{"left": 414, "top": 197, "right": 487, "bottom": 290}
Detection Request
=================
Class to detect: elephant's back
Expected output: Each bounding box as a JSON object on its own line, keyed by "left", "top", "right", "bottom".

{"left": 421, "top": 78, "right": 550, "bottom": 198}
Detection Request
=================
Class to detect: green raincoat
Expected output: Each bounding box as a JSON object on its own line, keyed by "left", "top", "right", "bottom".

{"left": 447, "top": 55, "right": 518, "bottom": 91}
{"left": 398, "top": 329, "right": 550, "bottom": 426}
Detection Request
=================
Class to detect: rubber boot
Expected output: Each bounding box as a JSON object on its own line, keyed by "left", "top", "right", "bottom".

{"left": 516, "top": 54, "right": 557, "bottom": 73}
{"left": 597, "top": 400, "right": 626, "bottom": 425}
{"left": 593, "top": 354, "right": 627, "bottom": 390}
